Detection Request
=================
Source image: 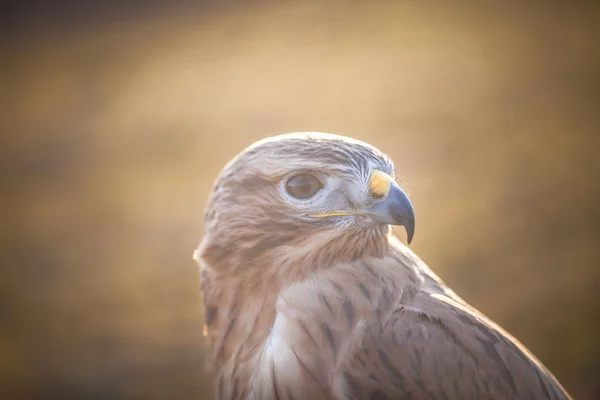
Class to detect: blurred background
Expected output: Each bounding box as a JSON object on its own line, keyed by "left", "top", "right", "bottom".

{"left": 2, "top": 1, "right": 599, "bottom": 399}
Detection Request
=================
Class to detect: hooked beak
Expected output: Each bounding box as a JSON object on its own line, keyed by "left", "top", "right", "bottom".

{"left": 360, "top": 169, "right": 415, "bottom": 243}
{"left": 311, "top": 169, "right": 415, "bottom": 244}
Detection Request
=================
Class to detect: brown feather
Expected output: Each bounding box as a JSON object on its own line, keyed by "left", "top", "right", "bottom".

{"left": 194, "top": 132, "right": 571, "bottom": 400}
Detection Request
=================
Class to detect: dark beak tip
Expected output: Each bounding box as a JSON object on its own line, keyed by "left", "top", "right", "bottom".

{"left": 404, "top": 220, "right": 415, "bottom": 245}
{"left": 387, "top": 184, "right": 415, "bottom": 245}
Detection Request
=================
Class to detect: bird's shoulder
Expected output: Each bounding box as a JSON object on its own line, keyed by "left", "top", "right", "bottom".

{"left": 261, "top": 241, "right": 570, "bottom": 400}
{"left": 351, "top": 291, "right": 569, "bottom": 400}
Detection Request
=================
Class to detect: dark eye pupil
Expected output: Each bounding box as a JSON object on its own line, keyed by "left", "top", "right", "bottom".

{"left": 298, "top": 184, "right": 311, "bottom": 193}
{"left": 286, "top": 174, "right": 322, "bottom": 199}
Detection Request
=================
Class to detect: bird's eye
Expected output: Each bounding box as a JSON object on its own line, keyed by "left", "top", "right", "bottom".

{"left": 285, "top": 173, "right": 323, "bottom": 199}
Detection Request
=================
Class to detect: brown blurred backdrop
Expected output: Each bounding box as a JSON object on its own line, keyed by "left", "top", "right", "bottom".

{"left": 2, "top": 1, "right": 599, "bottom": 399}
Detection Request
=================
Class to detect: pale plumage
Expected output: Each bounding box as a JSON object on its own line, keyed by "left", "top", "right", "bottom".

{"left": 194, "top": 132, "right": 571, "bottom": 400}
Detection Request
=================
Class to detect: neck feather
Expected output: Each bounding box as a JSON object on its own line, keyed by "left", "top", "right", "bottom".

{"left": 196, "top": 224, "right": 392, "bottom": 398}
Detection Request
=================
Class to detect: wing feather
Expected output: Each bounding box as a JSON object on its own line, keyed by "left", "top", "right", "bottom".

{"left": 256, "top": 248, "right": 571, "bottom": 400}
{"left": 346, "top": 292, "right": 570, "bottom": 400}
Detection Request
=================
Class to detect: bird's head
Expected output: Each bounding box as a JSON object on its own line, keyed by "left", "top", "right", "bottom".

{"left": 196, "top": 132, "right": 415, "bottom": 273}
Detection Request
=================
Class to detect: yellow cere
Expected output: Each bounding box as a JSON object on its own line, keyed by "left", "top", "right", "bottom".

{"left": 369, "top": 169, "right": 393, "bottom": 198}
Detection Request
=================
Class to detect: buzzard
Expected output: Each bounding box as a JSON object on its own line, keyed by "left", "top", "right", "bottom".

{"left": 194, "top": 132, "right": 570, "bottom": 400}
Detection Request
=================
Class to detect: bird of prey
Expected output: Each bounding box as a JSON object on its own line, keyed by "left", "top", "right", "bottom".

{"left": 194, "top": 132, "right": 571, "bottom": 400}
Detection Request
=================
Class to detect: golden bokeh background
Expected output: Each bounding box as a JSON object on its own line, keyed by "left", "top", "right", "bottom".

{"left": 3, "top": 1, "right": 599, "bottom": 399}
